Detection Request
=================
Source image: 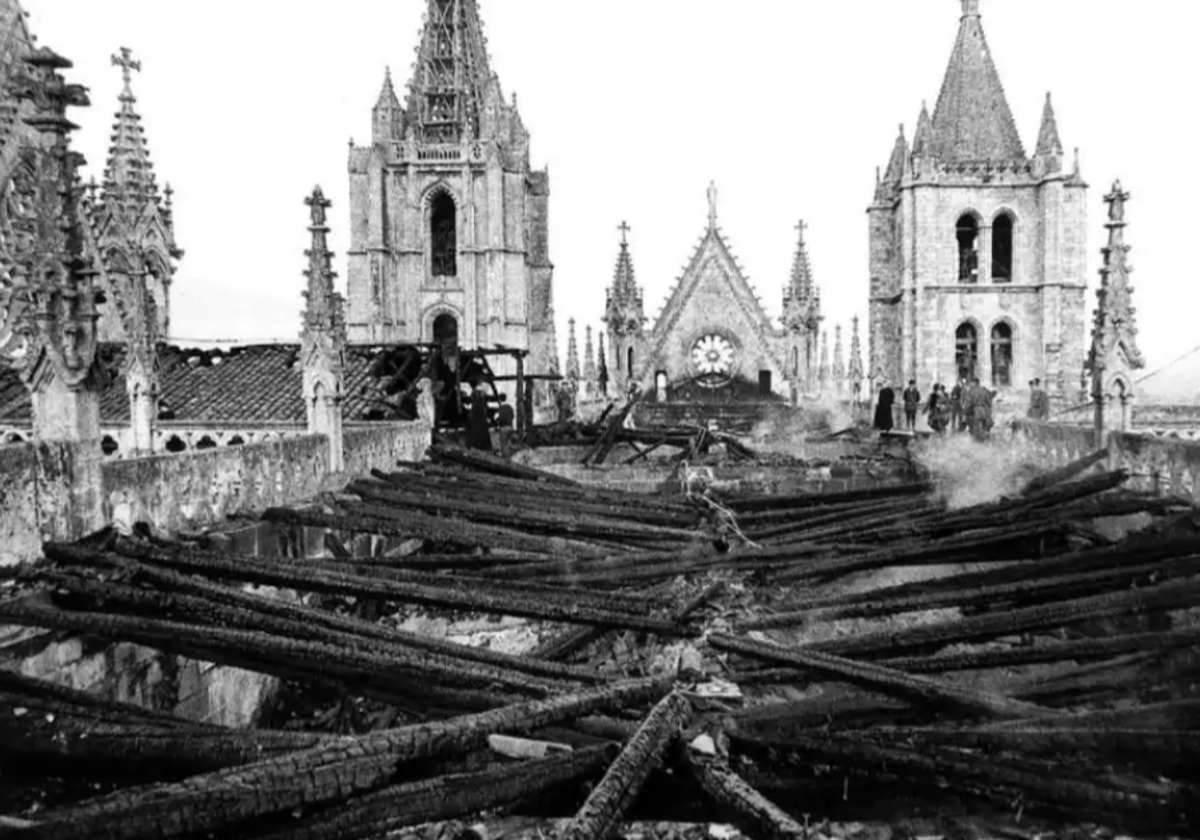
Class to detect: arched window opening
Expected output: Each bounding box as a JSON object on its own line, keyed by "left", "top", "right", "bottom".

{"left": 196, "top": 436, "right": 218, "bottom": 451}
{"left": 655, "top": 371, "right": 668, "bottom": 403}
{"left": 955, "top": 323, "right": 979, "bottom": 382}
{"left": 433, "top": 313, "right": 459, "bottom": 349}
{"left": 4, "top": 432, "right": 25, "bottom": 445}
{"left": 790, "top": 346, "right": 799, "bottom": 377}
{"left": 165, "top": 435, "right": 187, "bottom": 454}
{"left": 991, "top": 323, "right": 1014, "bottom": 387}
{"left": 430, "top": 192, "right": 457, "bottom": 277}
{"left": 227, "top": 436, "right": 246, "bottom": 447}
{"left": 957, "top": 215, "right": 980, "bottom": 283}
{"left": 101, "top": 436, "right": 119, "bottom": 456}
{"left": 992, "top": 214, "right": 1014, "bottom": 283}
{"left": 627, "top": 348, "right": 635, "bottom": 379}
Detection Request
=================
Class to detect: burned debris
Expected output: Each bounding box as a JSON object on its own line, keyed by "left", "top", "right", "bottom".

{"left": 1, "top": 445, "right": 1199, "bottom": 839}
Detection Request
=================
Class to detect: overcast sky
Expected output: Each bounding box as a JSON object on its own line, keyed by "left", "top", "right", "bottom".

{"left": 27, "top": 0, "right": 1200, "bottom": 398}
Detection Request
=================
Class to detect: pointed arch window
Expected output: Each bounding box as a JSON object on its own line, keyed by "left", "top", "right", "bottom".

{"left": 957, "top": 215, "right": 980, "bottom": 283}
{"left": 991, "top": 322, "right": 1014, "bottom": 387}
{"left": 992, "top": 214, "right": 1014, "bottom": 283}
{"left": 955, "top": 323, "right": 979, "bottom": 382}
{"left": 430, "top": 192, "right": 457, "bottom": 277}
{"left": 627, "top": 348, "right": 635, "bottom": 379}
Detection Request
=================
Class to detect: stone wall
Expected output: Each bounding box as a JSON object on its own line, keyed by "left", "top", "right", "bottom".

{"left": 1015, "top": 420, "right": 1200, "bottom": 504}
{"left": 103, "top": 433, "right": 330, "bottom": 535}
{"left": 0, "top": 441, "right": 102, "bottom": 568}
{"left": 342, "top": 420, "right": 432, "bottom": 477}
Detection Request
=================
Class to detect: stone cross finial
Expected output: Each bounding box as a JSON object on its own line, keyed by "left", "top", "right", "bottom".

{"left": 618, "top": 220, "right": 630, "bottom": 245}
{"left": 1105, "top": 181, "right": 1129, "bottom": 224}
{"left": 112, "top": 46, "right": 141, "bottom": 91}
{"left": 306, "top": 185, "right": 331, "bottom": 228}
{"left": 795, "top": 219, "right": 808, "bottom": 243}
{"left": 707, "top": 181, "right": 718, "bottom": 230}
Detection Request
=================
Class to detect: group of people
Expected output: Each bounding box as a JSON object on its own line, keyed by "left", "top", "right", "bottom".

{"left": 872, "top": 377, "right": 1052, "bottom": 442}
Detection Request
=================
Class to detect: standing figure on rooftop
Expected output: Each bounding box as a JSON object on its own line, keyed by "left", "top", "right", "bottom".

{"left": 902, "top": 380, "right": 921, "bottom": 431}
{"left": 494, "top": 393, "right": 515, "bottom": 457}
{"left": 925, "top": 385, "right": 950, "bottom": 435}
{"left": 464, "top": 382, "right": 493, "bottom": 452}
{"left": 964, "top": 378, "right": 995, "bottom": 442}
{"left": 1027, "top": 378, "right": 1051, "bottom": 421}
{"left": 950, "top": 379, "right": 965, "bottom": 433}
{"left": 873, "top": 383, "right": 896, "bottom": 432}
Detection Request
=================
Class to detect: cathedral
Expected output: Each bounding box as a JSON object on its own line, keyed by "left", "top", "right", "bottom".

{"left": 604, "top": 185, "right": 829, "bottom": 407}
{"left": 345, "top": 0, "right": 557, "bottom": 383}
{"left": 869, "top": 0, "right": 1088, "bottom": 405}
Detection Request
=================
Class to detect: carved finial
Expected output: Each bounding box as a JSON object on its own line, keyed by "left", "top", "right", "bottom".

{"left": 795, "top": 219, "right": 808, "bottom": 244}
{"left": 164, "top": 182, "right": 173, "bottom": 209}
{"left": 306, "top": 185, "right": 331, "bottom": 228}
{"left": 111, "top": 46, "right": 141, "bottom": 97}
{"left": 962, "top": 0, "right": 980, "bottom": 18}
{"left": 85, "top": 175, "right": 98, "bottom": 202}
{"left": 707, "top": 181, "right": 718, "bottom": 230}
{"left": 1105, "top": 180, "right": 1130, "bottom": 224}
{"left": 618, "top": 220, "right": 630, "bottom": 246}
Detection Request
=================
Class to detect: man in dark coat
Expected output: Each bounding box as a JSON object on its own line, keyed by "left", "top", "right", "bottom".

{"left": 873, "top": 383, "right": 896, "bottom": 431}
{"left": 464, "top": 383, "right": 493, "bottom": 452}
{"left": 902, "top": 380, "right": 921, "bottom": 431}
{"left": 494, "top": 393, "right": 515, "bottom": 457}
{"left": 1027, "top": 379, "right": 1051, "bottom": 421}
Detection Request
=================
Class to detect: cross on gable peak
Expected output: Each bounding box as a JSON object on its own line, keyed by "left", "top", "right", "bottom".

{"left": 112, "top": 46, "right": 142, "bottom": 90}
{"left": 618, "top": 220, "right": 630, "bottom": 245}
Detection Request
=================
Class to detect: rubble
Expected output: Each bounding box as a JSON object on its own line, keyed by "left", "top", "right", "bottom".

{"left": 1, "top": 443, "right": 1199, "bottom": 838}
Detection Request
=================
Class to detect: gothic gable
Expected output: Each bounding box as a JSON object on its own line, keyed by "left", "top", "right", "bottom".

{"left": 642, "top": 228, "right": 784, "bottom": 384}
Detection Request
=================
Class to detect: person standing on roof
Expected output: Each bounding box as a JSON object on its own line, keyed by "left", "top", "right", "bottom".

{"left": 902, "top": 379, "right": 922, "bottom": 431}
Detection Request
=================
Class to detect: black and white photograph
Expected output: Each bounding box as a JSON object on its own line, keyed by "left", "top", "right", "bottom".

{"left": 0, "top": 1, "right": 1197, "bottom": 837}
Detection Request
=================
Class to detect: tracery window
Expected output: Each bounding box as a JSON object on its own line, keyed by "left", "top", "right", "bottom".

{"left": 955, "top": 323, "right": 979, "bottom": 381}
{"left": 992, "top": 214, "right": 1014, "bottom": 282}
{"left": 957, "top": 214, "right": 980, "bottom": 283}
{"left": 991, "top": 322, "right": 1014, "bottom": 387}
{"left": 431, "top": 193, "right": 457, "bottom": 277}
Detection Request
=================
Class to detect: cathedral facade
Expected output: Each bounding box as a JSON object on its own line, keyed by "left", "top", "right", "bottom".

{"left": 604, "top": 186, "right": 824, "bottom": 405}
{"left": 869, "top": 0, "right": 1088, "bottom": 405}
{"left": 345, "top": 0, "right": 556, "bottom": 381}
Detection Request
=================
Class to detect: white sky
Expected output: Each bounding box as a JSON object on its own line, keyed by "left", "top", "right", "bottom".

{"left": 26, "top": 0, "right": 1200, "bottom": 398}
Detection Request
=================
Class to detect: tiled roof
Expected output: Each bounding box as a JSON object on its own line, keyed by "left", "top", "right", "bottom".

{"left": 0, "top": 344, "right": 396, "bottom": 426}
{"left": 928, "top": 8, "right": 1026, "bottom": 163}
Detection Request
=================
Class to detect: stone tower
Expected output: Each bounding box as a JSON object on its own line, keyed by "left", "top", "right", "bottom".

{"left": 603, "top": 221, "right": 645, "bottom": 395}
{"left": 91, "top": 47, "right": 180, "bottom": 343}
{"left": 782, "top": 220, "right": 821, "bottom": 400}
{"left": 869, "top": 0, "right": 1088, "bottom": 404}
{"left": 1085, "top": 181, "right": 1144, "bottom": 433}
{"left": 346, "top": 0, "right": 556, "bottom": 384}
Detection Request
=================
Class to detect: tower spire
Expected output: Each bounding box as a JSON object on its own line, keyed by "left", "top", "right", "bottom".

{"left": 1035, "top": 92, "right": 1064, "bottom": 158}
{"left": 103, "top": 47, "right": 160, "bottom": 211}
{"left": 565, "top": 318, "right": 580, "bottom": 382}
{"left": 833, "top": 324, "right": 846, "bottom": 394}
{"left": 583, "top": 324, "right": 597, "bottom": 388}
{"left": 301, "top": 185, "right": 347, "bottom": 469}
{"left": 407, "top": 0, "right": 493, "bottom": 144}
{"left": 784, "top": 220, "right": 818, "bottom": 311}
{"left": 707, "top": 181, "right": 718, "bottom": 230}
{"left": 930, "top": 0, "right": 1024, "bottom": 162}
{"left": 1086, "top": 181, "right": 1144, "bottom": 431}
{"left": 849, "top": 316, "right": 865, "bottom": 398}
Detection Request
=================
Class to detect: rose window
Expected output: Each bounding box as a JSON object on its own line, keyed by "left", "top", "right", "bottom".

{"left": 691, "top": 334, "right": 735, "bottom": 377}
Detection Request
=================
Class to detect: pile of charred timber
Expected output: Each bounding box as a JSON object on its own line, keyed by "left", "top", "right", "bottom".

{"left": 525, "top": 397, "right": 760, "bottom": 466}
{"left": 1, "top": 444, "right": 1199, "bottom": 839}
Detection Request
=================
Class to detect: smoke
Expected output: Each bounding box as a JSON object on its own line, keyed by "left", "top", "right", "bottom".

{"left": 913, "top": 431, "right": 1050, "bottom": 509}
{"left": 747, "top": 398, "right": 856, "bottom": 459}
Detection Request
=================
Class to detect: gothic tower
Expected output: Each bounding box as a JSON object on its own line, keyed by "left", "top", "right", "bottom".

{"left": 782, "top": 220, "right": 821, "bottom": 400}
{"left": 869, "top": 0, "right": 1087, "bottom": 404}
{"left": 91, "top": 47, "right": 180, "bottom": 343}
{"left": 603, "top": 221, "right": 645, "bottom": 394}
{"left": 347, "top": 0, "right": 556, "bottom": 384}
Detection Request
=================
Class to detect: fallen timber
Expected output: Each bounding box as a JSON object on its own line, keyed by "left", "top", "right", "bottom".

{"left": 4, "top": 448, "right": 1200, "bottom": 839}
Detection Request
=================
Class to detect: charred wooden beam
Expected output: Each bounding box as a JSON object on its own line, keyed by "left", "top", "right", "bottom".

{"left": 19, "top": 678, "right": 671, "bottom": 840}
{"left": 233, "top": 744, "right": 618, "bottom": 840}
{"left": 684, "top": 749, "right": 806, "bottom": 840}
{"left": 710, "top": 635, "right": 1045, "bottom": 720}
{"left": 560, "top": 690, "right": 692, "bottom": 840}
{"left": 1021, "top": 448, "right": 1111, "bottom": 496}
